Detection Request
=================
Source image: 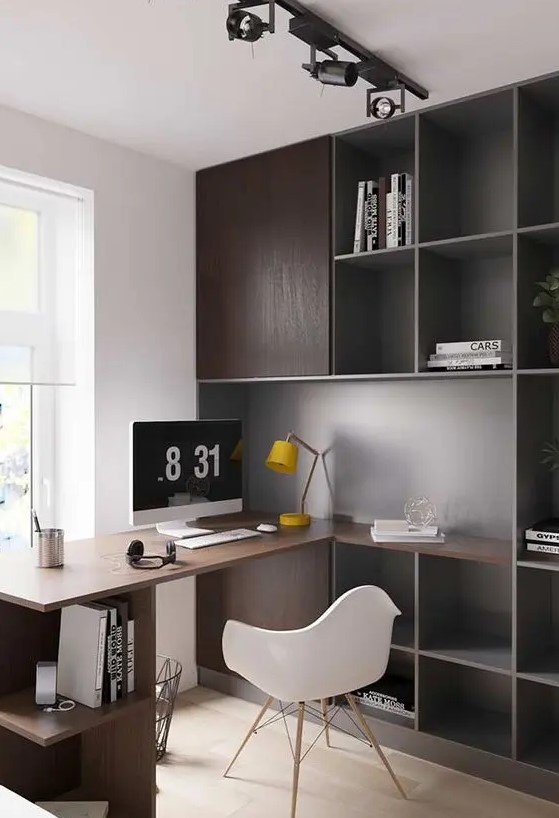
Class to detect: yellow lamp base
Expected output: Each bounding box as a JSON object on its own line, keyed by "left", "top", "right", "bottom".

{"left": 279, "top": 512, "right": 311, "bottom": 527}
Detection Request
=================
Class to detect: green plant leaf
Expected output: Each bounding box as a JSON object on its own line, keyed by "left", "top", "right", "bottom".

{"left": 534, "top": 293, "right": 554, "bottom": 307}
{"left": 537, "top": 281, "right": 551, "bottom": 291}
{"left": 543, "top": 308, "right": 559, "bottom": 323}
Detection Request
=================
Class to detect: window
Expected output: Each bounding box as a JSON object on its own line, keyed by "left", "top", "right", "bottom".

{"left": 0, "top": 167, "right": 94, "bottom": 548}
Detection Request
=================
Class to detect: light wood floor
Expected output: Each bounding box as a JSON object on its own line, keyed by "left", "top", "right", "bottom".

{"left": 156, "top": 686, "right": 559, "bottom": 818}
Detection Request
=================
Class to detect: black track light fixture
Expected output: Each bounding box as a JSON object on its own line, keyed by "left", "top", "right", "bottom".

{"left": 311, "top": 60, "right": 359, "bottom": 88}
{"left": 225, "top": 1, "right": 428, "bottom": 114}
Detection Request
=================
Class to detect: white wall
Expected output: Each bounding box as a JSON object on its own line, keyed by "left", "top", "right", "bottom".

{"left": 0, "top": 103, "right": 198, "bottom": 689}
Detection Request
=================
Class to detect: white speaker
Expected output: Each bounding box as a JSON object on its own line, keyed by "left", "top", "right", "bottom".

{"left": 35, "top": 661, "right": 57, "bottom": 706}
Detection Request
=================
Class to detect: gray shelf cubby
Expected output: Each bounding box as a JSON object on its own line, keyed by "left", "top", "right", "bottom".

{"left": 419, "top": 657, "right": 512, "bottom": 757}
{"left": 417, "top": 240, "right": 513, "bottom": 372}
{"left": 418, "top": 91, "right": 514, "bottom": 243}
{"left": 518, "top": 75, "right": 559, "bottom": 229}
{"left": 418, "top": 556, "right": 512, "bottom": 672}
{"left": 334, "top": 115, "right": 415, "bottom": 257}
{"left": 518, "top": 567, "right": 559, "bottom": 686}
{"left": 334, "top": 543, "right": 415, "bottom": 650}
{"left": 352, "top": 649, "right": 415, "bottom": 730}
{"left": 517, "top": 678, "right": 559, "bottom": 773}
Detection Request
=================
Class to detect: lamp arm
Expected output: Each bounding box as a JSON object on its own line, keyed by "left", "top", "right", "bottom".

{"left": 286, "top": 432, "right": 320, "bottom": 515}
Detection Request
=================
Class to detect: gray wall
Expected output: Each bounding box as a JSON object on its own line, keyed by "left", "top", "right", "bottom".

{"left": 200, "top": 378, "right": 513, "bottom": 540}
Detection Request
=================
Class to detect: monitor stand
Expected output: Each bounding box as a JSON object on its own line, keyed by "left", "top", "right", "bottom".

{"left": 156, "top": 520, "right": 213, "bottom": 539}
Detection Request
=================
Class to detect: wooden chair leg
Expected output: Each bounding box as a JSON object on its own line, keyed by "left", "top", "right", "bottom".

{"left": 345, "top": 694, "right": 407, "bottom": 799}
{"left": 290, "top": 703, "right": 305, "bottom": 818}
{"left": 224, "top": 695, "right": 274, "bottom": 777}
{"left": 320, "top": 699, "right": 331, "bottom": 748}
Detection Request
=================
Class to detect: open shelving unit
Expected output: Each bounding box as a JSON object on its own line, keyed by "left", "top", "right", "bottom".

{"left": 196, "top": 69, "right": 559, "bottom": 802}
{"left": 0, "top": 589, "right": 156, "bottom": 818}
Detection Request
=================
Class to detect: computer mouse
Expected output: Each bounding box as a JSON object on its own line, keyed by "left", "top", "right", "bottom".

{"left": 256, "top": 523, "right": 278, "bottom": 533}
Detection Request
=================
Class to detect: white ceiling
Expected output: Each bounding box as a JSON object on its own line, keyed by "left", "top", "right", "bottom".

{"left": 2, "top": 0, "right": 559, "bottom": 170}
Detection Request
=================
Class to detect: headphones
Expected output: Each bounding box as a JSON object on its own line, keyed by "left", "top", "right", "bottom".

{"left": 126, "top": 539, "right": 177, "bottom": 570}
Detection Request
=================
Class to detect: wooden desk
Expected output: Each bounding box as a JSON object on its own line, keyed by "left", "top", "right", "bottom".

{"left": 0, "top": 513, "right": 512, "bottom": 817}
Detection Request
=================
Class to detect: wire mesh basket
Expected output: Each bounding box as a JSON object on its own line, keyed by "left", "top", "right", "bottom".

{"left": 155, "top": 654, "right": 182, "bottom": 761}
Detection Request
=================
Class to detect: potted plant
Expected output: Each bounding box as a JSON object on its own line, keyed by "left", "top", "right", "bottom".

{"left": 534, "top": 269, "right": 559, "bottom": 365}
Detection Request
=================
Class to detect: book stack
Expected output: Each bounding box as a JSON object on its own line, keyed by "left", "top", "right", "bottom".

{"left": 525, "top": 519, "right": 559, "bottom": 555}
{"left": 371, "top": 519, "right": 445, "bottom": 544}
{"left": 57, "top": 598, "right": 135, "bottom": 709}
{"left": 427, "top": 340, "right": 512, "bottom": 371}
{"left": 353, "top": 173, "right": 413, "bottom": 254}
{"left": 355, "top": 673, "right": 414, "bottom": 720}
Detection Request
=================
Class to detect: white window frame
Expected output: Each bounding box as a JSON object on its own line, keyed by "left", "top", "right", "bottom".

{"left": 0, "top": 165, "right": 94, "bottom": 541}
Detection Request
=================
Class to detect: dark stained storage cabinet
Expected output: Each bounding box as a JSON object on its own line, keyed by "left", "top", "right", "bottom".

{"left": 196, "top": 137, "right": 331, "bottom": 379}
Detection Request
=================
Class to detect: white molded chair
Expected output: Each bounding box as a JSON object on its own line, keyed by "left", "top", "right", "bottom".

{"left": 222, "top": 585, "right": 405, "bottom": 817}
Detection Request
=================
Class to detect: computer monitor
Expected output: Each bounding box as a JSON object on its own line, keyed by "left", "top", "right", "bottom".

{"left": 129, "top": 419, "right": 243, "bottom": 529}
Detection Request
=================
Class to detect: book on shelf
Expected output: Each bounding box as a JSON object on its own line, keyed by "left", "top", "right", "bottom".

{"left": 386, "top": 191, "right": 396, "bottom": 248}
{"left": 353, "top": 180, "right": 366, "bottom": 253}
{"left": 390, "top": 173, "right": 399, "bottom": 247}
{"left": 373, "top": 520, "right": 439, "bottom": 538}
{"left": 526, "top": 519, "right": 559, "bottom": 554}
{"left": 378, "top": 177, "right": 387, "bottom": 249}
{"left": 128, "top": 619, "right": 135, "bottom": 694}
{"left": 355, "top": 674, "right": 414, "bottom": 719}
{"left": 435, "top": 339, "right": 511, "bottom": 355}
{"left": 430, "top": 350, "right": 511, "bottom": 361}
{"left": 57, "top": 598, "right": 135, "bottom": 709}
{"left": 427, "top": 356, "right": 512, "bottom": 370}
{"left": 57, "top": 604, "right": 108, "bottom": 709}
{"left": 428, "top": 362, "right": 512, "bottom": 371}
{"left": 364, "top": 180, "right": 379, "bottom": 251}
{"left": 36, "top": 802, "right": 109, "bottom": 818}
{"left": 99, "top": 597, "right": 129, "bottom": 700}
{"left": 371, "top": 530, "right": 445, "bottom": 543}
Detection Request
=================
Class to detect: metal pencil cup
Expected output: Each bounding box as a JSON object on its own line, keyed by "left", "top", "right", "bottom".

{"left": 35, "top": 529, "right": 64, "bottom": 568}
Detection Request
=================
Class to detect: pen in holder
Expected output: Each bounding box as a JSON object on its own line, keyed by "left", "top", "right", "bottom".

{"left": 34, "top": 513, "right": 64, "bottom": 568}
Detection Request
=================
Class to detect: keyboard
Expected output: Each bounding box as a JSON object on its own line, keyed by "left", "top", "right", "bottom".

{"left": 174, "top": 528, "right": 261, "bottom": 550}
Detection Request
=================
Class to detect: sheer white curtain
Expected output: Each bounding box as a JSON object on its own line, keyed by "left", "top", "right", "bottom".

{"left": 0, "top": 177, "right": 80, "bottom": 385}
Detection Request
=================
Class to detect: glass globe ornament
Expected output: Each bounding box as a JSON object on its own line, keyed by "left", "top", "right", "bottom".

{"left": 404, "top": 496, "right": 436, "bottom": 529}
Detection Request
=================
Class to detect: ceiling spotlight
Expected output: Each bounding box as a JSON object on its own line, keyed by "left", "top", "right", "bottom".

{"left": 226, "top": 9, "right": 269, "bottom": 42}
{"left": 367, "top": 85, "right": 406, "bottom": 119}
{"left": 312, "top": 60, "right": 359, "bottom": 88}
{"left": 370, "top": 96, "right": 397, "bottom": 119}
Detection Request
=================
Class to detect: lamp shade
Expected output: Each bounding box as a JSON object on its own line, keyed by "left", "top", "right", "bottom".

{"left": 265, "top": 440, "right": 298, "bottom": 474}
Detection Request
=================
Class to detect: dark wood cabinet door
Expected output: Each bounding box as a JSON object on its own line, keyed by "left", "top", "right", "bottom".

{"left": 196, "top": 136, "right": 331, "bottom": 379}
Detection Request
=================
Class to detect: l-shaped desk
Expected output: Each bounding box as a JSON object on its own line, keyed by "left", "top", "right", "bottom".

{"left": 0, "top": 512, "right": 554, "bottom": 817}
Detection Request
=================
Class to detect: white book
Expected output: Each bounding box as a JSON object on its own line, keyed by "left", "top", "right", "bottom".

{"left": 373, "top": 520, "right": 439, "bottom": 537}
{"left": 386, "top": 192, "right": 396, "bottom": 248}
{"left": 427, "top": 356, "right": 511, "bottom": 368}
{"left": 353, "top": 181, "right": 366, "bottom": 254}
{"left": 431, "top": 350, "right": 511, "bottom": 360}
{"left": 57, "top": 604, "right": 108, "bottom": 709}
{"left": 435, "top": 340, "right": 511, "bottom": 355}
{"left": 405, "top": 173, "right": 413, "bottom": 246}
{"left": 36, "top": 803, "right": 109, "bottom": 818}
{"left": 371, "top": 529, "right": 445, "bottom": 544}
{"left": 390, "top": 173, "right": 399, "bottom": 247}
{"left": 127, "top": 619, "right": 135, "bottom": 694}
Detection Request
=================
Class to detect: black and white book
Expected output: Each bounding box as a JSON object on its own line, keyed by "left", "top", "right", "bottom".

{"left": 356, "top": 674, "right": 414, "bottom": 718}
{"left": 96, "top": 602, "right": 118, "bottom": 703}
{"left": 435, "top": 340, "right": 511, "bottom": 355}
{"left": 404, "top": 173, "right": 413, "bottom": 246}
{"left": 437, "top": 363, "right": 512, "bottom": 371}
{"left": 526, "top": 519, "right": 559, "bottom": 552}
{"left": 127, "top": 619, "right": 135, "bottom": 694}
{"left": 353, "top": 181, "right": 366, "bottom": 254}
{"left": 386, "top": 191, "right": 395, "bottom": 248}
{"left": 57, "top": 604, "right": 108, "bottom": 709}
{"left": 364, "top": 180, "right": 379, "bottom": 251}
{"left": 100, "top": 598, "right": 129, "bottom": 699}
{"left": 431, "top": 350, "right": 511, "bottom": 361}
{"left": 389, "top": 173, "right": 399, "bottom": 247}
{"left": 427, "top": 355, "right": 512, "bottom": 369}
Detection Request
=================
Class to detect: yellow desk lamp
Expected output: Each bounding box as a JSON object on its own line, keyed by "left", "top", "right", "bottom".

{"left": 265, "top": 432, "right": 320, "bottom": 526}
